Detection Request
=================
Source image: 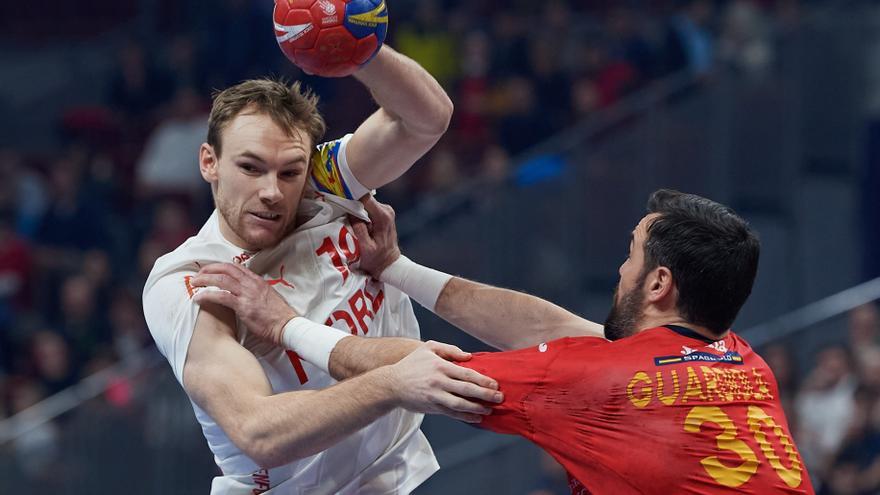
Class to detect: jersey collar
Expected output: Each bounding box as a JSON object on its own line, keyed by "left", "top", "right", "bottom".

{"left": 663, "top": 324, "right": 718, "bottom": 344}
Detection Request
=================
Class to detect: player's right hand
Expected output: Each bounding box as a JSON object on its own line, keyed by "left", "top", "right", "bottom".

{"left": 190, "top": 262, "right": 298, "bottom": 347}
{"left": 385, "top": 341, "right": 503, "bottom": 423}
{"left": 351, "top": 195, "right": 400, "bottom": 280}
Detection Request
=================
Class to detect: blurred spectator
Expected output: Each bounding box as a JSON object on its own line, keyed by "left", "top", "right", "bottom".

{"left": 796, "top": 345, "right": 858, "bottom": 477}
{"left": 821, "top": 385, "right": 880, "bottom": 495}
{"left": 135, "top": 86, "right": 209, "bottom": 199}
{"left": 136, "top": 239, "right": 166, "bottom": 290}
{"left": 57, "top": 274, "right": 110, "bottom": 366}
{"left": 107, "top": 39, "right": 171, "bottom": 125}
{"left": 496, "top": 77, "right": 557, "bottom": 155}
{"left": 489, "top": 11, "right": 530, "bottom": 78}
{"left": 199, "top": 0, "right": 273, "bottom": 89}
{"left": 821, "top": 461, "right": 861, "bottom": 495}
{"left": 81, "top": 249, "right": 115, "bottom": 323}
{"left": 762, "top": 342, "right": 799, "bottom": 418}
{"left": 606, "top": 7, "right": 658, "bottom": 86}
{"left": 0, "top": 207, "right": 33, "bottom": 329}
{"left": 773, "top": 0, "right": 803, "bottom": 37}
{"left": 0, "top": 149, "right": 48, "bottom": 239}
{"left": 539, "top": 0, "right": 580, "bottom": 75}
{"left": 85, "top": 150, "right": 126, "bottom": 211}
{"left": 395, "top": 0, "right": 458, "bottom": 87}
{"left": 35, "top": 156, "right": 109, "bottom": 259}
{"left": 718, "top": 0, "right": 774, "bottom": 79}
{"left": 480, "top": 145, "right": 511, "bottom": 184}
{"left": 108, "top": 289, "right": 150, "bottom": 365}
{"left": 151, "top": 198, "right": 196, "bottom": 247}
{"left": 526, "top": 35, "right": 572, "bottom": 124}
{"left": 576, "top": 39, "right": 638, "bottom": 108}
{"left": 849, "top": 303, "right": 880, "bottom": 368}
{"left": 29, "top": 330, "right": 78, "bottom": 396}
{"left": 452, "top": 30, "right": 493, "bottom": 159}
{"left": 663, "top": 0, "right": 716, "bottom": 77}
{"left": 422, "top": 145, "right": 462, "bottom": 198}
{"left": 33, "top": 156, "right": 111, "bottom": 320}
{"left": 163, "top": 34, "right": 208, "bottom": 95}
{"left": 571, "top": 75, "right": 602, "bottom": 119}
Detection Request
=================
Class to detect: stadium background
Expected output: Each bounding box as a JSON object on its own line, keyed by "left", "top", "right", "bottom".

{"left": 0, "top": 0, "right": 878, "bottom": 493}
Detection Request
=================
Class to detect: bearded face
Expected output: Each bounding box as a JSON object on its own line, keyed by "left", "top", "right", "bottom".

{"left": 603, "top": 272, "right": 647, "bottom": 341}
{"left": 603, "top": 213, "right": 662, "bottom": 340}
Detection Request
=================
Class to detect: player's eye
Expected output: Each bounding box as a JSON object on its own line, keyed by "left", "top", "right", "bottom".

{"left": 238, "top": 163, "right": 260, "bottom": 174}
{"left": 280, "top": 169, "right": 303, "bottom": 179}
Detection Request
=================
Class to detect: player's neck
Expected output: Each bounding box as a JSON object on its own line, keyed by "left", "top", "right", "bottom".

{"left": 638, "top": 314, "right": 728, "bottom": 341}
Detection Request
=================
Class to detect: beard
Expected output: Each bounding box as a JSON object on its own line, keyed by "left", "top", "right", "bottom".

{"left": 603, "top": 280, "right": 646, "bottom": 341}
{"left": 215, "top": 188, "right": 297, "bottom": 251}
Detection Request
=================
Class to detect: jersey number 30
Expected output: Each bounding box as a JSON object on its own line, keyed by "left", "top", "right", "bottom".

{"left": 684, "top": 405, "right": 802, "bottom": 488}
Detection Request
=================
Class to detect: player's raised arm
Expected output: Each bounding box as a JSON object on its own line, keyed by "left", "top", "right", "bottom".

{"left": 352, "top": 197, "right": 606, "bottom": 350}
{"left": 345, "top": 46, "right": 453, "bottom": 189}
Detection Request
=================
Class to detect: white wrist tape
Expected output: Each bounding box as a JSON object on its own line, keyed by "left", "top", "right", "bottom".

{"left": 379, "top": 256, "right": 453, "bottom": 312}
{"left": 281, "top": 317, "right": 349, "bottom": 374}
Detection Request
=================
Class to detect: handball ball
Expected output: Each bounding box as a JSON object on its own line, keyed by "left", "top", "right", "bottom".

{"left": 274, "top": 0, "right": 388, "bottom": 77}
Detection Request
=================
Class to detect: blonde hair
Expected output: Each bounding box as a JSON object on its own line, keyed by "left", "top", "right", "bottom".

{"left": 207, "top": 78, "right": 326, "bottom": 157}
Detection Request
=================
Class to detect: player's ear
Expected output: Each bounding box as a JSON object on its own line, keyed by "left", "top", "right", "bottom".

{"left": 646, "top": 266, "right": 674, "bottom": 303}
{"left": 200, "top": 143, "right": 220, "bottom": 183}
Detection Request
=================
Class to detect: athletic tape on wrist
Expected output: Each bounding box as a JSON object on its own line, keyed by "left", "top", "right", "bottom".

{"left": 281, "top": 318, "right": 349, "bottom": 373}
{"left": 379, "top": 256, "right": 453, "bottom": 312}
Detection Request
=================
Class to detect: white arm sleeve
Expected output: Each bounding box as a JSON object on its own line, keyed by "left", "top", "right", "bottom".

{"left": 280, "top": 318, "right": 349, "bottom": 374}
{"left": 379, "top": 256, "right": 453, "bottom": 313}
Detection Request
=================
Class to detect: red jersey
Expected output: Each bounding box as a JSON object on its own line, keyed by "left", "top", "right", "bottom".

{"left": 461, "top": 325, "right": 814, "bottom": 495}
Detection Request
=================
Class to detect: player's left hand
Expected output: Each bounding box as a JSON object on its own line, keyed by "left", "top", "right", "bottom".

{"left": 351, "top": 195, "right": 400, "bottom": 279}
{"left": 386, "top": 340, "right": 502, "bottom": 423}
{"left": 190, "top": 262, "right": 297, "bottom": 346}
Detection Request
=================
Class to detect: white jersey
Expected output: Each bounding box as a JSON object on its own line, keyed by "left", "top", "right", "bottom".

{"left": 142, "top": 135, "right": 438, "bottom": 494}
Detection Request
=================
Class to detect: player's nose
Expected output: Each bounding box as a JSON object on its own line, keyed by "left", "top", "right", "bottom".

{"left": 258, "top": 175, "right": 283, "bottom": 204}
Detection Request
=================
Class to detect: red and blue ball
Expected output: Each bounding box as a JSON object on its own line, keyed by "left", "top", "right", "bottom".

{"left": 274, "top": 0, "right": 388, "bottom": 77}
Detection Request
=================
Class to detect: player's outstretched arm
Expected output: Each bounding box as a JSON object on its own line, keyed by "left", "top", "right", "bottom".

{"left": 434, "top": 278, "right": 604, "bottom": 350}
{"left": 345, "top": 46, "right": 453, "bottom": 190}
{"left": 188, "top": 262, "right": 501, "bottom": 387}
{"left": 183, "top": 302, "right": 500, "bottom": 468}
{"left": 352, "top": 197, "right": 605, "bottom": 350}
{"left": 189, "top": 262, "right": 465, "bottom": 377}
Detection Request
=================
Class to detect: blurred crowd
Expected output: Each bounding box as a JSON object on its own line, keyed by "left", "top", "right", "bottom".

{"left": 767, "top": 304, "right": 880, "bottom": 495}
{"left": 1, "top": 0, "right": 876, "bottom": 493}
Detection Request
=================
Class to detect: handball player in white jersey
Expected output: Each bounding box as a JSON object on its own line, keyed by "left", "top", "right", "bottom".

{"left": 142, "top": 46, "right": 502, "bottom": 495}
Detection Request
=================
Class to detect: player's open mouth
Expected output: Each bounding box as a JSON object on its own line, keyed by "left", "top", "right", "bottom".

{"left": 249, "top": 211, "right": 281, "bottom": 222}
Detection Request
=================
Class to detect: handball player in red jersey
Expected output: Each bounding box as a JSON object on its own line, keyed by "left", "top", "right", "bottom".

{"left": 350, "top": 189, "right": 814, "bottom": 495}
